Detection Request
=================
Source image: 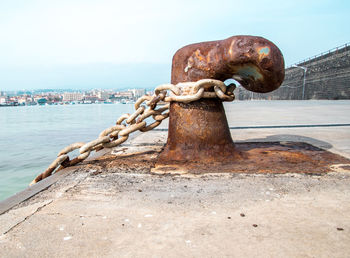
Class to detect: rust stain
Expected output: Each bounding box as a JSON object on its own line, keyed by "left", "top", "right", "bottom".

{"left": 155, "top": 142, "right": 350, "bottom": 175}
{"left": 87, "top": 148, "right": 161, "bottom": 174}
{"left": 195, "top": 49, "right": 205, "bottom": 61}
{"left": 72, "top": 142, "right": 350, "bottom": 176}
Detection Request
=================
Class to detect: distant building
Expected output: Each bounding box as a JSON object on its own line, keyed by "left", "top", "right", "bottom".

{"left": 97, "top": 91, "right": 110, "bottom": 100}
{"left": 129, "top": 89, "right": 146, "bottom": 99}
{"left": 17, "top": 97, "right": 27, "bottom": 105}
{"left": 63, "top": 92, "right": 83, "bottom": 102}
{"left": 0, "top": 96, "right": 7, "bottom": 105}
{"left": 114, "top": 91, "right": 133, "bottom": 99}
{"left": 83, "top": 96, "right": 98, "bottom": 103}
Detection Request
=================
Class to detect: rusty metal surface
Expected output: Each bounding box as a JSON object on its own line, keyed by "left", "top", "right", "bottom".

{"left": 157, "top": 99, "right": 236, "bottom": 163}
{"left": 157, "top": 35, "right": 285, "bottom": 170}
{"left": 171, "top": 35, "right": 285, "bottom": 93}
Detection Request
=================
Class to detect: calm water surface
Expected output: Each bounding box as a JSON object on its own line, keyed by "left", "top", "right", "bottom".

{"left": 0, "top": 104, "right": 134, "bottom": 200}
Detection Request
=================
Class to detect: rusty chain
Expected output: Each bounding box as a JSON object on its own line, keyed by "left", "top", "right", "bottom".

{"left": 30, "top": 79, "right": 236, "bottom": 185}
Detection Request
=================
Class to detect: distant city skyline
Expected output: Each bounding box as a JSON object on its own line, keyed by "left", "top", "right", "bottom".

{"left": 0, "top": 0, "right": 349, "bottom": 90}
{"left": 0, "top": 87, "right": 149, "bottom": 106}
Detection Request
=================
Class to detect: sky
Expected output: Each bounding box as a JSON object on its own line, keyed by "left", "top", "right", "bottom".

{"left": 0, "top": 0, "right": 349, "bottom": 90}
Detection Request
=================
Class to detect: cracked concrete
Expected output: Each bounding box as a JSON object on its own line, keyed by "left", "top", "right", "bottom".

{"left": 0, "top": 200, "right": 53, "bottom": 235}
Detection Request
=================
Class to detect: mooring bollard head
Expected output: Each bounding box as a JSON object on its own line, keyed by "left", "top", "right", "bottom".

{"left": 171, "top": 35, "right": 285, "bottom": 93}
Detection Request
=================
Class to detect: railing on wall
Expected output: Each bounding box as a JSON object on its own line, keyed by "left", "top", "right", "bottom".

{"left": 286, "top": 42, "right": 349, "bottom": 69}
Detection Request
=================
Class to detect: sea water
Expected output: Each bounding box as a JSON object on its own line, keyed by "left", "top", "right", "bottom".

{"left": 0, "top": 104, "right": 134, "bottom": 200}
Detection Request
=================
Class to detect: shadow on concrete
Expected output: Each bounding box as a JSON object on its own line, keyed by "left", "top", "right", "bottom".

{"left": 235, "top": 134, "right": 333, "bottom": 150}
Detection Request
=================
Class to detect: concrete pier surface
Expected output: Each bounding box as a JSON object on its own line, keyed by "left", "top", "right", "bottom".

{"left": 1, "top": 100, "right": 350, "bottom": 257}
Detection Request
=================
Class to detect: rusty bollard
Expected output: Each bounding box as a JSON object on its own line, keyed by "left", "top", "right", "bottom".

{"left": 154, "top": 35, "right": 285, "bottom": 174}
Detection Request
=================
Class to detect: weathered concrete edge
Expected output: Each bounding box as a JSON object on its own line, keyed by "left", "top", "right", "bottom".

{"left": 0, "top": 166, "right": 76, "bottom": 215}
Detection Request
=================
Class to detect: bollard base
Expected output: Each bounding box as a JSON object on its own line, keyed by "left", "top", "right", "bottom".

{"left": 157, "top": 98, "right": 236, "bottom": 164}
{"left": 152, "top": 141, "right": 350, "bottom": 175}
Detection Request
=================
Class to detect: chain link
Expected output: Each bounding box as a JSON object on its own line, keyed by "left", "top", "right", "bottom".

{"left": 30, "top": 79, "right": 236, "bottom": 185}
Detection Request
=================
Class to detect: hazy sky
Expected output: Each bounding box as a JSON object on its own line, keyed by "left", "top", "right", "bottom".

{"left": 0, "top": 0, "right": 349, "bottom": 90}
